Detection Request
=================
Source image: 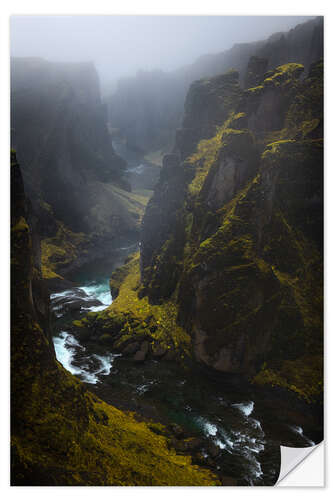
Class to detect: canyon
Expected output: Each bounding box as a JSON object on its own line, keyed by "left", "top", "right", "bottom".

{"left": 11, "top": 16, "right": 323, "bottom": 486}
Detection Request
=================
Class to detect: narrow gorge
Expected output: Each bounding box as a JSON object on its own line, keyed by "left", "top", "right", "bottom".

{"left": 11, "top": 16, "right": 323, "bottom": 486}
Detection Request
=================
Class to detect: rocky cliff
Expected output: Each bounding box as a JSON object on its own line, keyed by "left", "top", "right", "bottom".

{"left": 10, "top": 151, "right": 219, "bottom": 486}
{"left": 108, "top": 17, "right": 323, "bottom": 156}
{"left": 11, "top": 58, "right": 148, "bottom": 278}
{"left": 83, "top": 59, "right": 322, "bottom": 405}
{"left": 144, "top": 59, "right": 323, "bottom": 400}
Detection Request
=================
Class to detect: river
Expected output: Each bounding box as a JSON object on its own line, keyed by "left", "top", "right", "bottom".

{"left": 50, "top": 251, "right": 318, "bottom": 486}
{"left": 50, "top": 146, "right": 319, "bottom": 486}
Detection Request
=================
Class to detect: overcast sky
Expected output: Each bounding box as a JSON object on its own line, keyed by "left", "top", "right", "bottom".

{"left": 11, "top": 15, "right": 314, "bottom": 85}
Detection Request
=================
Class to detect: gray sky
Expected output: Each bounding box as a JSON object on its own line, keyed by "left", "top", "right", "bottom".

{"left": 11, "top": 15, "right": 314, "bottom": 85}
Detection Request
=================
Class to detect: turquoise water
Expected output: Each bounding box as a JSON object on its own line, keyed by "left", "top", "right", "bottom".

{"left": 78, "top": 281, "right": 112, "bottom": 312}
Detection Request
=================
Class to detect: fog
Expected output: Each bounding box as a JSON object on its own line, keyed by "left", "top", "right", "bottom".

{"left": 11, "top": 15, "right": 314, "bottom": 88}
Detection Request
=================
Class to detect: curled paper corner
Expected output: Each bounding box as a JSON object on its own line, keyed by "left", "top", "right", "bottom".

{"left": 276, "top": 441, "right": 324, "bottom": 486}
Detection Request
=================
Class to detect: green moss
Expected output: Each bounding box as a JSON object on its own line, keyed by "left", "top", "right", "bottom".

{"left": 13, "top": 356, "right": 219, "bottom": 485}
{"left": 261, "top": 139, "right": 296, "bottom": 160}
{"left": 245, "top": 84, "right": 264, "bottom": 95}
{"left": 187, "top": 111, "right": 252, "bottom": 197}
{"left": 12, "top": 216, "right": 29, "bottom": 233}
{"left": 108, "top": 184, "right": 150, "bottom": 222}
{"left": 253, "top": 355, "right": 323, "bottom": 403}
{"left": 109, "top": 255, "right": 136, "bottom": 299}
{"left": 245, "top": 64, "right": 303, "bottom": 98}
{"left": 82, "top": 254, "right": 191, "bottom": 357}
{"left": 41, "top": 222, "right": 88, "bottom": 279}
{"left": 263, "top": 63, "right": 304, "bottom": 86}
{"left": 72, "top": 320, "right": 85, "bottom": 328}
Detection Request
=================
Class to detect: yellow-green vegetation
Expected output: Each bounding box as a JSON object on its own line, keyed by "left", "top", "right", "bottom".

{"left": 244, "top": 62, "right": 317, "bottom": 151}
{"left": 253, "top": 355, "right": 323, "bottom": 403}
{"left": 41, "top": 222, "right": 88, "bottom": 279}
{"left": 12, "top": 215, "right": 29, "bottom": 233}
{"left": 91, "top": 253, "right": 191, "bottom": 357}
{"left": 87, "top": 181, "right": 150, "bottom": 237}
{"left": 246, "top": 85, "right": 264, "bottom": 95}
{"left": 13, "top": 358, "right": 219, "bottom": 485}
{"left": 109, "top": 184, "right": 150, "bottom": 222}
{"left": 263, "top": 63, "right": 304, "bottom": 85}
{"left": 246, "top": 63, "right": 304, "bottom": 95}
{"left": 187, "top": 112, "right": 247, "bottom": 196}
{"left": 261, "top": 139, "right": 296, "bottom": 159}
{"left": 132, "top": 187, "right": 154, "bottom": 199}
{"left": 283, "top": 61, "right": 323, "bottom": 140}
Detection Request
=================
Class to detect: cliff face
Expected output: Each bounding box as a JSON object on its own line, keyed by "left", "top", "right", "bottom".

{"left": 10, "top": 151, "right": 219, "bottom": 486}
{"left": 11, "top": 58, "right": 149, "bottom": 277}
{"left": 108, "top": 17, "right": 323, "bottom": 155}
{"left": 85, "top": 60, "right": 323, "bottom": 404}
{"left": 139, "top": 60, "right": 323, "bottom": 401}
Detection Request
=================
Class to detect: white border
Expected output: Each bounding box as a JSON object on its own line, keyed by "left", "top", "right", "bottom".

{"left": 1, "top": 0, "right": 331, "bottom": 496}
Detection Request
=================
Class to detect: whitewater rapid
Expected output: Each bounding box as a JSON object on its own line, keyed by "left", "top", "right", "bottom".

{"left": 53, "top": 331, "right": 118, "bottom": 384}
{"left": 52, "top": 278, "right": 117, "bottom": 383}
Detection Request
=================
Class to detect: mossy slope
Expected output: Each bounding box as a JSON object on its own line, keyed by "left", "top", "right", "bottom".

{"left": 40, "top": 183, "right": 150, "bottom": 279}
{"left": 74, "top": 253, "right": 191, "bottom": 360}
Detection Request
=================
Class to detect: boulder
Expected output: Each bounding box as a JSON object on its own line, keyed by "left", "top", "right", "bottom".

{"left": 133, "top": 341, "right": 149, "bottom": 362}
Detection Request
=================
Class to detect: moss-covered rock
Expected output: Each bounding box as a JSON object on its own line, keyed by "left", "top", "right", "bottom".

{"left": 76, "top": 254, "right": 191, "bottom": 360}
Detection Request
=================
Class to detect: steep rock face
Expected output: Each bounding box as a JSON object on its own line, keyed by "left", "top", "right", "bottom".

{"left": 11, "top": 58, "right": 126, "bottom": 230}
{"left": 140, "top": 154, "right": 187, "bottom": 301}
{"left": 10, "top": 152, "right": 219, "bottom": 486}
{"left": 108, "top": 69, "right": 184, "bottom": 154}
{"left": 138, "top": 60, "right": 323, "bottom": 402}
{"left": 244, "top": 56, "right": 268, "bottom": 89}
{"left": 140, "top": 70, "right": 245, "bottom": 302}
{"left": 11, "top": 58, "right": 149, "bottom": 276}
{"left": 176, "top": 70, "right": 243, "bottom": 160}
{"left": 108, "top": 17, "right": 323, "bottom": 155}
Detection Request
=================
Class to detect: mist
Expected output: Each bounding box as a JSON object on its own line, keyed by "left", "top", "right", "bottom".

{"left": 11, "top": 15, "right": 314, "bottom": 89}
